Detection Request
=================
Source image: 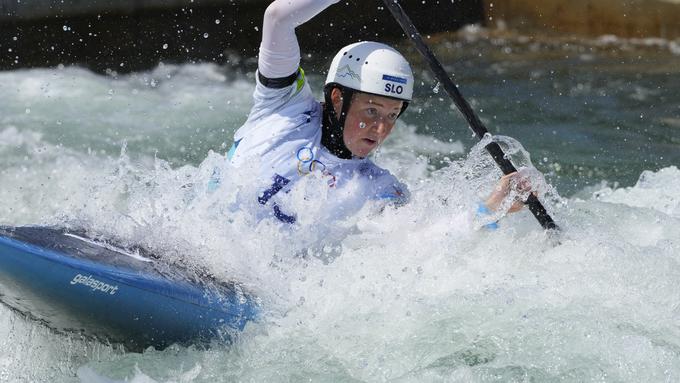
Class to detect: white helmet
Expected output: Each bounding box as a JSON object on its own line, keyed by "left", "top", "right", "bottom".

{"left": 325, "top": 41, "right": 413, "bottom": 101}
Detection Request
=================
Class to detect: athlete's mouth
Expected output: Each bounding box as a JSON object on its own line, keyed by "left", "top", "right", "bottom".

{"left": 363, "top": 138, "right": 377, "bottom": 145}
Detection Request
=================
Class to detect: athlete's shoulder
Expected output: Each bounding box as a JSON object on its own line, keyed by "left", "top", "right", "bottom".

{"left": 355, "top": 160, "right": 395, "bottom": 179}
{"left": 357, "top": 160, "right": 410, "bottom": 203}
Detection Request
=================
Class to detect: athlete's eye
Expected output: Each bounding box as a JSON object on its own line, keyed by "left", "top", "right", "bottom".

{"left": 366, "top": 108, "right": 378, "bottom": 117}
{"left": 387, "top": 112, "right": 399, "bottom": 121}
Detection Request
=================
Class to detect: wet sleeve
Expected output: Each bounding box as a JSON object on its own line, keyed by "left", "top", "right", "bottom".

{"left": 374, "top": 174, "right": 411, "bottom": 207}
{"left": 476, "top": 203, "right": 499, "bottom": 230}
{"left": 258, "top": 0, "right": 340, "bottom": 83}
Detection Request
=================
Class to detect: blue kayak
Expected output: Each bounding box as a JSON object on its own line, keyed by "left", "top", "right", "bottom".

{"left": 0, "top": 226, "right": 258, "bottom": 350}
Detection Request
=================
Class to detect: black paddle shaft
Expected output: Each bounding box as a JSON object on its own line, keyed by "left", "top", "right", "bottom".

{"left": 381, "top": 0, "right": 558, "bottom": 230}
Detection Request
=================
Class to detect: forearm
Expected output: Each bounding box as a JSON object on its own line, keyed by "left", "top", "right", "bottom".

{"left": 259, "top": 0, "right": 339, "bottom": 79}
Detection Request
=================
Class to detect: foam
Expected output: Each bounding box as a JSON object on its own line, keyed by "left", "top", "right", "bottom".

{"left": 592, "top": 166, "right": 680, "bottom": 218}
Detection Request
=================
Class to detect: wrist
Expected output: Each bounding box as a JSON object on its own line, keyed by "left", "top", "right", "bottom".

{"left": 476, "top": 202, "right": 499, "bottom": 230}
{"left": 484, "top": 195, "right": 501, "bottom": 212}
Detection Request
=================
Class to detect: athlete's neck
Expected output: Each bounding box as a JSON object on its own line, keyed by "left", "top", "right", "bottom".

{"left": 321, "top": 102, "right": 353, "bottom": 159}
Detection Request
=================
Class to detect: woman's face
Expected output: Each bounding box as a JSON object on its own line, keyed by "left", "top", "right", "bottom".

{"left": 331, "top": 89, "right": 403, "bottom": 158}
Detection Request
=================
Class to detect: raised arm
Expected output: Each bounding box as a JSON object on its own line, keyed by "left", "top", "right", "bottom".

{"left": 259, "top": 0, "right": 339, "bottom": 80}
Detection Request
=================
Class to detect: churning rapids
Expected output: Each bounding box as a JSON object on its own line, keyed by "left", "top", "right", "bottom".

{"left": 1, "top": 29, "right": 679, "bottom": 382}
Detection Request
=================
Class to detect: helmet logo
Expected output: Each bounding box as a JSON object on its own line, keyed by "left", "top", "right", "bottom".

{"left": 382, "top": 74, "right": 408, "bottom": 96}
{"left": 382, "top": 74, "right": 408, "bottom": 84}
{"left": 337, "top": 64, "right": 361, "bottom": 82}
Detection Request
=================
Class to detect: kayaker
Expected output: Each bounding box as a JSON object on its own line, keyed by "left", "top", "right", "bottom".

{"left": 226, "top": 0, "right": 528, "bottom": 224}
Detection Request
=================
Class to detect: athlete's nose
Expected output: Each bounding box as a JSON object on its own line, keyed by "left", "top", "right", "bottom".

{"left": 374, "top": 119, "right": 389, "bottom": 135}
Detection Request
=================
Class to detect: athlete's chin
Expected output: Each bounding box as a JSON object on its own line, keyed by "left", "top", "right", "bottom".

{"left": 352, "top": 141, "right": 378, "bottom": 157}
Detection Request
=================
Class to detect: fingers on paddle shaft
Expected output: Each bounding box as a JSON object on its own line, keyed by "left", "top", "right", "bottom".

{"left": 486, "top": 143, "right": 558, "bottom": 230}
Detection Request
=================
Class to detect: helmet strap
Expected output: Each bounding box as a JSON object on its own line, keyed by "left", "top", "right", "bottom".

{"left": 322, "top": 84, "right": 354, "bottom": 159}
{"left": 398, "top": 101, "right": 409, "bottom": 118}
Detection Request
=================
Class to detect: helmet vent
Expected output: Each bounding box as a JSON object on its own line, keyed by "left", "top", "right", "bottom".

{"left": 356, "top": 57, "right": 361, "bottom": 61}
{"left": 348, "top": 55, "right": 353, "bottom": 58}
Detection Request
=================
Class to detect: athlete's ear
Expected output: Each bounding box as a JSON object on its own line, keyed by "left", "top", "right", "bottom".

{"left": 330, "top": 87, "right": 343, "bottom": 115}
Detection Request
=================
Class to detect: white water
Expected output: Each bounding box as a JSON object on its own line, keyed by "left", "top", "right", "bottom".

{"left": 1, "top": 60, "right": 679, "bottom": 382}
